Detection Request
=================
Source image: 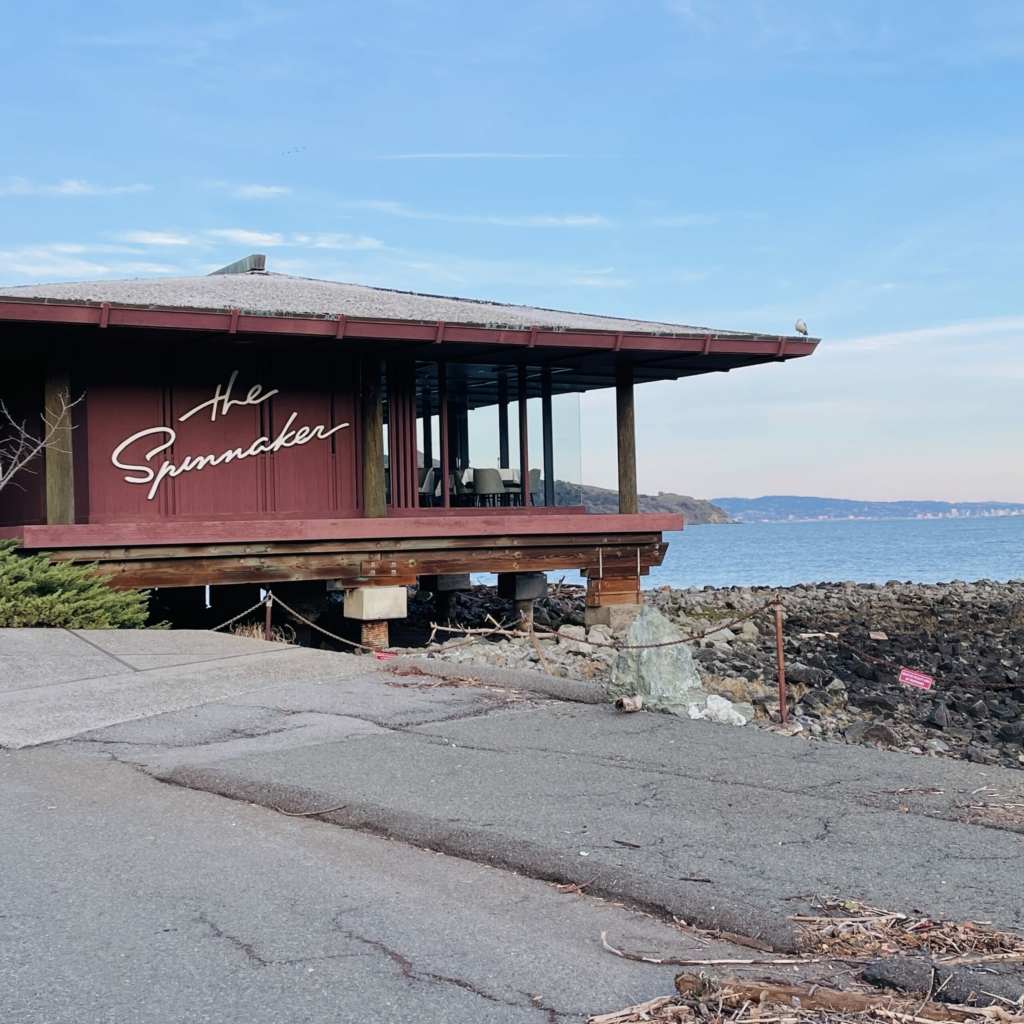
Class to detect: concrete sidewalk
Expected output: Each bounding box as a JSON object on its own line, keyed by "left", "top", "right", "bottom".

{"left": 0, "top": 628, "right": 401, "bottom": 748}
{"left": 6, "top": 628, "right": 1024, "bottom": 951}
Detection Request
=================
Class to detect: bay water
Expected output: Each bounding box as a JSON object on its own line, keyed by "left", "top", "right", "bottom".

{"left": 647, "top": 516, "right": 1024, "bottom": 589}
{"left": 495, "top": 515, "right": 1024, "bottom": 591}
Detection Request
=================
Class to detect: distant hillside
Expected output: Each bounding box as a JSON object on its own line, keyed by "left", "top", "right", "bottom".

{"left": 559, "top": 482, "right": 732, "bottom": 524}
{"left": 714, "top": 495, "right": 1024, "bottom": 522}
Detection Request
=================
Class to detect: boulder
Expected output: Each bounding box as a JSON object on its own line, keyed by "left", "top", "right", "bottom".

{"left": 610, "top": 605, "right": 707, "bottom": 713}
{"left": 786, "top": 663, "right": 828, "bottom": 687}
{"left": 557, "top": 624, "right": 592, "bottom": 655}
{"left": 688, "top": 694, "right": 754, "bottom": 726}
{"left": 736, "top": 621, "right": 760, "bottom": 641}
{"left": 704, "top": 627, "right": 736, "bottom": 644}
{"left": 845, "top": 721, "right": 900, "bottom": 747}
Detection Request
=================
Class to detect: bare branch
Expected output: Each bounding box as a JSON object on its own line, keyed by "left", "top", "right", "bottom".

{"left": 0, "top": 393, "right": 84, "bottom": 495}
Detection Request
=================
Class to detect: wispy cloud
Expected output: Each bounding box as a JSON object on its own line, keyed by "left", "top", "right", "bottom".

{"left": 349, "top": 200, "right": 611, "bottom": 228}
{"left": 119, "top": 230, "right": 190, "bottom": 246}
{"left": 292, "top": 233, "right": 384, "bottom": 250}
{"left": 206, "top": 228, "right": 285, "bottom": 247}
{"left": 203, "top": 181, "right": 292, "bottom": 199}
{"left": 838, "top": 315, "right": 1024, "bottom": 352}
{"left": 231, "top": 184, "right": 291, "bottom": 199}
{"left": 0, "top": 177, "right": 151, "bottom": 197}
{"left": 368, "top": 152, "right": 582, "bottom": 160}
{"left": 0, "top": 243, "right": 181, "bottom": 279}
{"left": 203, "top": 229, "right": 385, "bottom": 250}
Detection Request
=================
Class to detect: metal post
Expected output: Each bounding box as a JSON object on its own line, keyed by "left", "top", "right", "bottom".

{"left": 421, "top": 382, "right": 432, "bottom": 490}
{"left": 498, "top": 373, "right": 509, "bottom": 470}
{"left": 774, "top": 602, "right": 788, "bottom": 723}
{"left": 264, "top": 593, "right": 273, "bottom": 642}
{"left": 541, "top": 366, "right": 554, "bottom": 507}
{"left": 518, "top": 364, "right": 530, "bottom": 506}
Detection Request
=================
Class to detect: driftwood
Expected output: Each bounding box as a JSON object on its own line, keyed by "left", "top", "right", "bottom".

{"left": 673, "top": 975, "right": 1018, "bottom": 1022}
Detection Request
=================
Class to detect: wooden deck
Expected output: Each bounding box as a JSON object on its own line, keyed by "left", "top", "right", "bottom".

{"left": 0, "top": 512, "right": 682, "bottom": 590}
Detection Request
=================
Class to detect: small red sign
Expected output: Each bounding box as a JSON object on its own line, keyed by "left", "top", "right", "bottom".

{"left": 374, "top": 650, "right": 397, "bottom": 661}
{"left": 899, "top": 667, "right": 933, "bottom": 690}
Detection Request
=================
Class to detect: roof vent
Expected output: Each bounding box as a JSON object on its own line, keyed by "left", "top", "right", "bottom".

{"left": 209, "top": 253, "right": 266, "bottom": 276}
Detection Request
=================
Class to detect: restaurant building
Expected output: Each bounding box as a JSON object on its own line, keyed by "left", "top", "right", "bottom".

{"left": 0, "top": 256, "right": 818, "bottom": 645}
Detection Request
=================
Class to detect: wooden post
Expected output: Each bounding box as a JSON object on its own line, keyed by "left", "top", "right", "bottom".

{"left": 518, "top": 364, "right": 530, "bottom": 506}
{"left": 360, "top": 357, "right": 386, "bottom": 518}
{"left": 615, "top": 363, "right": 637, "bottom": 515}
{"left": 541, "top": 366, "right": 554, "bottom": 507}
{"left": 44, "top": 366, "right": 75, "bottom": 525}
{"left": 421, "top": 383, "right": 432, "bottom": 488}
{"left": 439, "top": 361, "right": 450, "bottom": 508}
{"left": 497, "top": 373, "right": 509, "bottom": 469}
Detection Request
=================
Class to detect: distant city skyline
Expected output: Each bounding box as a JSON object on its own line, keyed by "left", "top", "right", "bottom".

{"left": 2, "top": 1, "right": 1022, "bottom": 502}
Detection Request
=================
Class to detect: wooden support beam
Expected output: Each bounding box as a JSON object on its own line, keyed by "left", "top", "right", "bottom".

{"left": 55, "top": 537, "right": 668, "bottom": 590}
{"left": 438, "top": 361, "right": 450, "bottom": 508}
{"left": 585, "top": 576, "right": 641, "bottom": 607}
{"left": 44, "top": 366, "right": 75, "bottom": 525}
{"left": 360, "top": 357, "right": 387, "bottom": 518}
{"left": 615, "top": 363, "right": 637, "bottom": 516}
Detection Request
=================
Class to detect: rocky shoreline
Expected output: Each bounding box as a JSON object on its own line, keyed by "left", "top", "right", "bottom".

{"left": 396, "top": 578, "right": 1024, "bottom": 770}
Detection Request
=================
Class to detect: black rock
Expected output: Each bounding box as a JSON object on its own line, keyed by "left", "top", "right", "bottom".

{"left": 928, "top": 704, "right": 952, "bottom": 728}
{"left": 857, "top": 693, "right": 900, "bottom": 712}
{"left": 998, "top": 721, "right": 1024, "bottom": 743}
{"left": 786, "top": 663, "right": 827, "bottom": 687}
{"left": 845, "top": 721, "right": 900, "bottom": 747}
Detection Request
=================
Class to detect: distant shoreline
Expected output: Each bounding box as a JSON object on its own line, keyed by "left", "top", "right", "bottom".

{"left": 713, "top": 495, "right": 1024, "bottom": 523}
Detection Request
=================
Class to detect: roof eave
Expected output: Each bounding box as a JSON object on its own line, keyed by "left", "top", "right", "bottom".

{"left": 0, "top": 294, "right": 820, "bottom": 360}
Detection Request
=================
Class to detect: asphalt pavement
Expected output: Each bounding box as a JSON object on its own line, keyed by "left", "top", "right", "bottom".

{"left": 3, "top": 745, "right": 730, "bottom": 1023}
{"left": 4, "top": 627, "right": 1024, "bottom": 1021}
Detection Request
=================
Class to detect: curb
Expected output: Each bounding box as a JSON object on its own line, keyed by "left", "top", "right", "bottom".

{"left": 156, "top": 764, "right": 802, "bottom": 953}
{"left": 386, "top": 655, "right": 612, "bottom": 705}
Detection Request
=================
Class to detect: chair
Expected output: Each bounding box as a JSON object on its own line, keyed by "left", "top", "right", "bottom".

{"left": 450, "top": 471, "right": 472, "bottom": 507}
{"left": 472, "top": 467, "right": 506, "bottom": 507}
{"left": 529, "top": 468, "right": 542, "bottom": 506}
{"left": 418, "top": 468, "right": 435, "bottom": 507}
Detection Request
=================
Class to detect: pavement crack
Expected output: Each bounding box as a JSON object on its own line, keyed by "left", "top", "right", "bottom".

{"left": 196, "top": 912, "right": 363, "bottom": 969}
{"left": 197, "top": 912, "right": 274, "bottom": 967}
{"left": 338, "top": 929, "right": 531, "bottom": 1010}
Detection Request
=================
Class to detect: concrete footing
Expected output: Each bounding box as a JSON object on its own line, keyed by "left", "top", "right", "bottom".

{"left": 584, "top": 603, "right": 642, "bottom": 632}
{"left": 343, "top": 586, "right": 408, "bottom": 621}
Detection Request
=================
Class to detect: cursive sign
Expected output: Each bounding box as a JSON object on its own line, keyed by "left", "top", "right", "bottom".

{"left": 178, "top": 370, "right": 278, "bottom": 422}
{"left": 110, "top": 374, "right": 349, "bottom": 499}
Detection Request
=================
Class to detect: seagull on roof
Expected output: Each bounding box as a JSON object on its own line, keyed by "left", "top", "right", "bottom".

{"left": 794, "top": 318, "right": 808, "bottom": 336}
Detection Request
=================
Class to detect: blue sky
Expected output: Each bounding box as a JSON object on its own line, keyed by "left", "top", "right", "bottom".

{"left": 2, "top": 1, "right": 1023, "bottom": 501}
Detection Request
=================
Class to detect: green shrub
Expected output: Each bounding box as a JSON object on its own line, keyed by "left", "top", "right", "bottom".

{"left": 0, "top": 540, "right": 150, "bottom": 628}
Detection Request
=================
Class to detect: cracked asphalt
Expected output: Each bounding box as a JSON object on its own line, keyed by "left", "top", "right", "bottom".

{"left": 3, "top": 746, "right": 726, "bottom": 1023}
{"left": 4, "top": 628, "right": 1024, "bottom": 1021}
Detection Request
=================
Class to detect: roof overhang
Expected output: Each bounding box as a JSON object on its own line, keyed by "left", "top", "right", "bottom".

{"left": 0, "top": 295, "right": 819, "bottom": 392}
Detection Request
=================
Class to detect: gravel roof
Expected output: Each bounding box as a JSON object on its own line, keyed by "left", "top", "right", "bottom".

{"left": 0, "top": 271, "right": 757, "bottom": 337}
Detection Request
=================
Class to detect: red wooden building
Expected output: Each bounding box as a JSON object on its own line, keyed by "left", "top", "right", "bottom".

{"left": 0, "top": 256, "right": 818, "bottom": 643}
